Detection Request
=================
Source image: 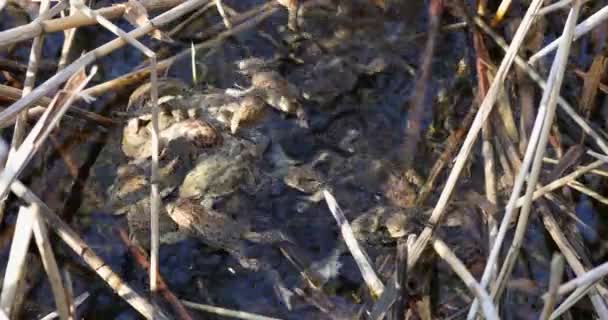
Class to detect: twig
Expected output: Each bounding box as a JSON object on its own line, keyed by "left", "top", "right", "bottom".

{"left": 181, "top": 300, "right": 282, "bottom": 320}
{"left": 117, "top": 229, "right": 194, "bottom": 320}
{"left": 402, "top": 0, "right": 442, "bottom": 168}
{"left": 432, "top": 238, "right": 499, "bottom": 320}
{"left": 323, "top": 190, "right": 384, "bottom": 297}
{"left": 407, "top": 0, "right": 544, "bottom": 275}
{"left": 539, "top": 254, "right": 565, "bottom": 320}
{"left": 529, "top": 5, "right": 608, "bottom": 64}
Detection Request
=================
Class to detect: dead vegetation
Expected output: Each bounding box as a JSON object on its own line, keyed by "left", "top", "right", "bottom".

{"left": 1, "top": 0, "right": 608, "bottom": 319}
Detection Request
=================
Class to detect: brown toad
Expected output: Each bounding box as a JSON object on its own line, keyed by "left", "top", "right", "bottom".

{"left": 166, "top": 197, "right": 289, "bottom": 270}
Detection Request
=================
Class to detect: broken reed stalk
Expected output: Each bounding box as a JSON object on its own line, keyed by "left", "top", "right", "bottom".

{"left": 539, "top": 254, "right": 565, "bottom": 320}
{"left": 567, "top": 181, "right": 608, "bottom": 205}
{"left": 7, "top": 178, "right": 167, "bottom": 319}
{"left": 543, "top": 157, "right": 608, "bottom": 177}
{"left": 432, "top": 239, "right": 499, "bottom": 320}
{"left": 29, "top": 203, "right": 72, "bottom": 320}
{"left": 0, "top": 0, "right": 210, "bottom": 127}
{"left": 529, "top": 5, "right": 608, "bottom": 64}
{"left": 476, "top": 2, "right": 582, "bottom": 317}
{"left": 406, "top": 0, "right": 544, "bottom": 275}
{"left": 70, "top": 0, "right": 162, "bottom": 294}
{"left": 0, "top": 0, "right": 189, "bottom": 47}
{"left": 323, "top": 190, "right": 384, "bottom": 297}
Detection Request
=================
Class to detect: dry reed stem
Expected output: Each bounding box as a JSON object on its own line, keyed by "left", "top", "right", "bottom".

{"left": 539, "top": 201, "right": 608, "bottom": 317}
{"left": 69, "top": 0, "right": 161, "bottom": 293}
{"left": 0, "top": 67, "right": 93, "bottom": 318}
{"left": 0, "top": 0, "right": 189, "bottom": 47}
{"left": 467, "top": 2, "right": 578, "bottom": 318}
{"left": 543, "top": 157, "right": 608, "bottom": 177}
{"left": 0, "top": 0, "right": 209, "bottom": 127}
{"left": 407, "top": 0, "right": 544, "bottom": 276}
{"left": 537, "top": 0, "right": 592, "bottom": 16}
{"left": 567, "top": 181, "right": 608, "bottom": 205}
{"left": 7, "top": 178, "right": 167, "bottom": 319}
{"left": 476, "top": 17, "right": 608, "bottom": 155}
{"left": 215, "top": 0, "right": 232, "bottom": 28}
{"left": 323, "top": 190, "right": 384, "bottom": 297}
{"left": 539, "top": 254, "right": 565, "bottom": 320}
{"left": 58, "top": 1, "right": 79, "bottom": 71}
{"left": 530, "top": 5, "right": 608, "bottom": 64}
{"left": 181, "top": 300, "right": 282, "bottom": 320}
{"left": 0, "top": 84, "right": 116, "bottom": 127}
{"left": 551, "top": 282, "right": 595, "bottom": 319}
{"left": 0, "top": 206, "right": 35, "bottom": 316}
{"left": 30, "top": 203, "right": 72, "bottom": 320}
{"left": 432, "top": 239, "right": 499, "bottom": 320}
{"left": 491, "top": 0, "right": 580, "bottom": 309}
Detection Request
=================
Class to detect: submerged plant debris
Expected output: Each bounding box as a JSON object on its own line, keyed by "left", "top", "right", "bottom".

{"left": 2, "top": 0, "right": 608, "bottom": 319}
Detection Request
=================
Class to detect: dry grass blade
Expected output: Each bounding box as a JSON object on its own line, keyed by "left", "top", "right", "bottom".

{"left": 539, "top": 254, "right": 565, "bottom": 320}
{"left": 181, "top": 300, "right": 282, "bottom": 320}
{"left": 7, "top": 179, "right": 167, "bottom": 319}
{"left": 566, "top": 181, "right": 608, "bottom": 205}
{"left": 323, "top": 190, "right": 384, "bottom": 297}
{"left": 491, "top": 0, "right": 581, "bottom": 307}
{"left": 529, "top": 5, "right": 608, "bottom": 64}
{"left": 432, "top": 239, "right": 499, "bottom": 320}
{"left": 0, "top": 0, "right": 209, "bottom": 127}
{"left": 407, "top": 0, "right": 544, "bottom": 276}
